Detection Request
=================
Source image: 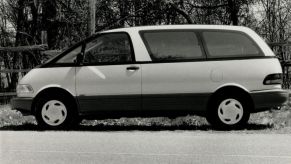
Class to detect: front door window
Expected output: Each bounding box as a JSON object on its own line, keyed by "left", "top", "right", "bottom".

{"left": 83, "top": 33, "right": 133, "bottom": 65}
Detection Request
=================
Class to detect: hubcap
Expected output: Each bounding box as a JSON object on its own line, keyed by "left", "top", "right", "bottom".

{"left": 41, "top": 100, "right": 67, "bottom": 126}
{"left": 218, "top": 98, "right": 243, "bottom": 125}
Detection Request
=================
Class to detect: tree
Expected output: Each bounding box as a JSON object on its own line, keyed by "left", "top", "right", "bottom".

{"left": 2, "top": 0, "right": 289, "bottom": 91}
{"left": 257, "top": 0, "right": 291, "bottom": 43}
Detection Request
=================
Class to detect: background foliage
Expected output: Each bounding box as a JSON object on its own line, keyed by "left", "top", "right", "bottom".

{"left": 0, "top": 0, "right": 291, "bottom": 91}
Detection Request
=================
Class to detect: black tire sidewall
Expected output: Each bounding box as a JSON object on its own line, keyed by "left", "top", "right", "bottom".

{"left": 207, "top": 94, "right": 250, "bottom": 129}
{"left": 35, "top": 95, "right": 77, "bottom": 129}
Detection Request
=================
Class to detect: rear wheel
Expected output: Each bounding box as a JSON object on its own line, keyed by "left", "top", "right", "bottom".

{"left": 35, "top": 95, "right": 78, "bottom": 129}
{"left": 207, "top": 93, "right": 250, "bottom": 129}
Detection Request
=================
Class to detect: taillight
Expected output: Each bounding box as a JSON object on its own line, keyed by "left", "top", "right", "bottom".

{"left": 263, "top": 73, "right": 283, "bottom": 85}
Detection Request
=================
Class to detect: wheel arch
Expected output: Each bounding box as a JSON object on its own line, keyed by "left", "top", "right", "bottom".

{"left": 31, "top": 87, "right": 79, "bottom": 115}
{"left": 208, "top": 85, "right": 254, "bottom": 112}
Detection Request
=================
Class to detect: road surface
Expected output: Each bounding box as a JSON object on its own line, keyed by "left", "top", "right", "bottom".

{"left": 1, "top": 131, "right": 291, "bottom": 164}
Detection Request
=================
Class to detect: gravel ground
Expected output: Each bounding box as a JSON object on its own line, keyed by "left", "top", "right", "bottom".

{"left": 1, "top": 104, "right": 291, "bottom": 132}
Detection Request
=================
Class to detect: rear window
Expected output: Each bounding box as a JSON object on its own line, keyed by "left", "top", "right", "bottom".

{"left": 142, "top": 31, "right": 204, "bottom": 61}
{"left": 202, "top": 31, "right": 261, "bottom": 58}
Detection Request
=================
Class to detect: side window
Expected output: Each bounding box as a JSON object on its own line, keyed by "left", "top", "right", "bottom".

{"left": 202, "top": 31, "right": 261, "bottom": 58}
{"left": 142, "top": 31, "right": 204, "bottom": 61}
{"left": 56, "top": 45, "right": 82, "bottom": 63}
{"left": 83, "top": 33, "right": 133, "bottom": 64}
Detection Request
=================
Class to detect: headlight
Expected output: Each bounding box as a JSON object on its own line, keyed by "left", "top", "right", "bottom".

{"left": 17, "top": 84, "right": 34, "bottom": 94}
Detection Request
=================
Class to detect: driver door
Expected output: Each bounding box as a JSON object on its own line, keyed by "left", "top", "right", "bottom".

{"left": 75, "top": 33, "right": 141, "bottom": 114}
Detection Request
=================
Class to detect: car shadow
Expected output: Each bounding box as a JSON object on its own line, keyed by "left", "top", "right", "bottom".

{"left": 0, "top": 123, "right": 273, "bottom": 131}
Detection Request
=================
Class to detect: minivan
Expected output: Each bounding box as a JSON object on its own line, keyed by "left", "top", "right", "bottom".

{"left": 11, "top": 25, "right": 288, "bottom": 129}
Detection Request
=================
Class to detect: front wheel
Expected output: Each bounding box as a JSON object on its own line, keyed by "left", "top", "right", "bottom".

{"left": 35, "top": 95, "right": 78, "bottom": 129}
{"left": 207, "top": 94, "right": 250, "bottom": 129}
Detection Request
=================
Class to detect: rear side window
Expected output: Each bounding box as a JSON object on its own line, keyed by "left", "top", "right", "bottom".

{"left": 202, "top": 31, "right": 261, "bottom": 58}
{"left": 142, "top": 31, "right": 204, "bottom": 61}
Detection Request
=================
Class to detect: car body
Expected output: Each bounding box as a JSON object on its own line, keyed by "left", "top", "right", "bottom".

{"left": 11, "top": 25, "right": 288, "bottom": 129}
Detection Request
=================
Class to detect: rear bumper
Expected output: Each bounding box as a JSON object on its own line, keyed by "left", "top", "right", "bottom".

{"left": 250, "top": 89, "right": 288, "bottom": 112}
{"left": 11, "top": 97, "right": 33, "bottom": 115}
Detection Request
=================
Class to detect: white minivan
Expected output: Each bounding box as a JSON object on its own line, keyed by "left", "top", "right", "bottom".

{"left": 12, "top": 25, "right": 288, "bottom": 129}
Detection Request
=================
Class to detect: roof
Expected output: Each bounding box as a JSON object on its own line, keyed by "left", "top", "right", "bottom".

{"left": 101, "top": 24, "right": 274, "bottom": 57}
{"left": 104, "top": 24, "right": 252, "bottom": 33}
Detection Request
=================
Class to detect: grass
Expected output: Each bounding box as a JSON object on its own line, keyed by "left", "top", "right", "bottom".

{"left": 0, "top": 104, "right": 291, "bottom": 132}
{"left": 0, "top": 104, "right": 36, "bottom": 127}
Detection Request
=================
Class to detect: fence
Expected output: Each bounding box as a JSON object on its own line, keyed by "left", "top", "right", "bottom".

{"left": 0, "top": 68, "right": 30, "bottom": 104}
{"left": 0, "top": 44, "right": 56, "bottom": 104}
{"left": 0, "top": 92, "right": 17, "bottom": 104}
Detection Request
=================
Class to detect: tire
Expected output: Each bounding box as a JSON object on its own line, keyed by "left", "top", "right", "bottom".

{"left": 35, "top": 94, "right": 79, "bottom": 130}
{"left": 206, "top": 93, "right": 250, "bottom": 129}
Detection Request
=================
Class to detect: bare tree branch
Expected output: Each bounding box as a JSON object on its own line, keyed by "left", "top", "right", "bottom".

{"left": 169, "top": 3, "right": 193, "bottom": 24}
{"left": 189, "top": 4, "right": 228, "bottom": 9}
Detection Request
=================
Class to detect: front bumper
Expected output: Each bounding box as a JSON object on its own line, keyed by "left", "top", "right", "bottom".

{"left": 250, "top": 89, "right": 288, "bottom": 112}
{"left": 11, "top": 97, "right": 33, "bottom": 115}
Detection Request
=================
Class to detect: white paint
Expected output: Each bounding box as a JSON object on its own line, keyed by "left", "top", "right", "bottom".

{"left": 211, "top": 69, "right": 223, "bottom": 82}
{"left": 87, "top": 66, "right": 106, "bottom": 79}
{"left": 18, "top": 67, "right": 76, "bottom": 97}
{"left": 142, "top": 59, "right": 282, "bottom": 94}
{"left": 76, "top": 65, "right": 141, "bottom": 96}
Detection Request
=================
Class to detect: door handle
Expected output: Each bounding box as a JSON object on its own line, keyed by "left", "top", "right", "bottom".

{"left": 126, "top": 66, "right": 140, "bottom": 71}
